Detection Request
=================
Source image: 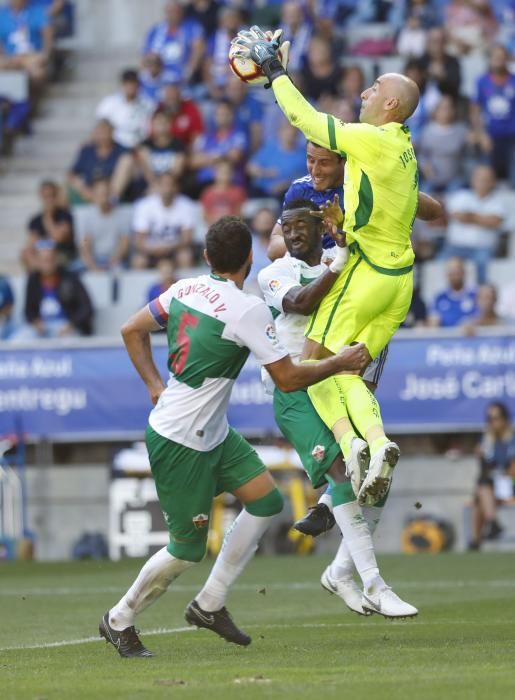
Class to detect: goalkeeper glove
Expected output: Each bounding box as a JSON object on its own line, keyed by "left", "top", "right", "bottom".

{"left": 231, "top": 26, "right": 289, "bottom": 86}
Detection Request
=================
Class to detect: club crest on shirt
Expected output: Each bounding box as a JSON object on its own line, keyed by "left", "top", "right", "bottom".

{"left": 268, "top": 279, "right": 282, "bottom": 293}
{"left": 265, "top": 323, "right": 279, "bottom": 345}
{"left": 311, "top": 445, "right": 326, "bottom": 462}
{"left": 192, "top": 513, "right": 209, "bottom": 529}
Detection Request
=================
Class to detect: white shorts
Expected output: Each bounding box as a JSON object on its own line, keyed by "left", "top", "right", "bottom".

{"left": 363, "top": 345, "right": 389, "bottom": 387}
{"left": 493, "top": 472, "right": 515, "bottom": 501}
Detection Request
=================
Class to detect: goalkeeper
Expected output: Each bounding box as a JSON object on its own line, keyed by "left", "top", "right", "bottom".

{"left": 232, "top": 28, "right": 421, "bottom": 504}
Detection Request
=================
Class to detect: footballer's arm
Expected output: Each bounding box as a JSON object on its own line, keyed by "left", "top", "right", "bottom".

{"left": 265, "top": 343, "right": 366, "bottom": 393}
{"left": 268, "top": 221, "right": 287, "bottom": 260}
{"left": 281, "top": 265, "right": 343, "bottom": 315}
{"left": 121, "top": 306, "right": 166, "bottom": 405}
{"left": 417, "top": 192, "right": 443, "bottom": 221}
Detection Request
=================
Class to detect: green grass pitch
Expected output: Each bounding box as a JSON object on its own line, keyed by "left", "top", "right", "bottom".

{"left": 1, "top": 553, "right": 515, "bottom": 700}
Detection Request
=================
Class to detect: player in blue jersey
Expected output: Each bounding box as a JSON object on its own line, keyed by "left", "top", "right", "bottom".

{"left": 268, "top": 141, "right": 344, "bottom": 260}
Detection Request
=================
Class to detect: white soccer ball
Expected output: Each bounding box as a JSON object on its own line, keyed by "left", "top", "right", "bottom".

{"left": 228, "top": 43, "right": 268, "bottom": 85}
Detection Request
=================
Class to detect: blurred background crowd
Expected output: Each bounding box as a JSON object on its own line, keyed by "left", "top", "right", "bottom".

{"left": 0, "top": 1, "right": 514, "bottom": 558}
{"left": 0, "top": 0, "right": 514, "bottom": 341}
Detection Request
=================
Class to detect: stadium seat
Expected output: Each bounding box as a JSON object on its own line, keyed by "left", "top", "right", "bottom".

{"left": 488, "top": 260, "right": 515, "bottom": 289}
{"left": 8, "top": 274, "right": 27, "bottom": 323}
{"left": 117, "top": 269, "right": 158, "bottom": 308}
{"left": 0, "top": 71, "right": 29, "bottom": 102}
{"left": 81, "top": 271, "right": 114, "bottom": 309}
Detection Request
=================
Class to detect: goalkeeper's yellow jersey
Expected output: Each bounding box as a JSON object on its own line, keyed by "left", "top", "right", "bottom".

{"left": 273, "top": 75, "right": 418, "bottom": 273}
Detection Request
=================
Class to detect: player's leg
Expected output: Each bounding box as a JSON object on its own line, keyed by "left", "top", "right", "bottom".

{"left": 325, "top": 465, "right": 417, "bottom": 618}
{"left": 187, "top": 429, "right": 283, "bottom": 645}
{"left": 296, "top": 348, "right": 389, "bottom": 534}
{"left": 308, "top": 266, "right": 412, "bottom": 502}
{"left": 101, "top": 426, "right": 215, "bottom": 657}
{"left": 273, "top": 386, "right": 415, "bottom": 617}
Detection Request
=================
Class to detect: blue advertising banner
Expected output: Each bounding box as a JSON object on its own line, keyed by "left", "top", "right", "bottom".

{"left": 0, "top": 332, "right": 514, "bottom": 440}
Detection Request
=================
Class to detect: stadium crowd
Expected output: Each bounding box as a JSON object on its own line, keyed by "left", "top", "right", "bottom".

{"left": 0, "top": 0, "right": 515, "bottom": 340}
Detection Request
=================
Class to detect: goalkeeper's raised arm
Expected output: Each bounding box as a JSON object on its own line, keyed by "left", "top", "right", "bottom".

{"left": 231, "top": 26, "right": 420, "bottom": 160}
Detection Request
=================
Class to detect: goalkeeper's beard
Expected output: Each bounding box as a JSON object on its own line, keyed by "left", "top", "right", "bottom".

{"left": 244, "top": 262, "right": 252, "bottom": 280}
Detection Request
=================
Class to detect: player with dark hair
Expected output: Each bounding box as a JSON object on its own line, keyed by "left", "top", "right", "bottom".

{"left": 259, "top": 201, "right": 417, "bottom": 618}
{"left": 232, "top": 28, "right": 431, "bottom": 508}
{"left": 99, "top": 216, "right": 367, "bottom": 656}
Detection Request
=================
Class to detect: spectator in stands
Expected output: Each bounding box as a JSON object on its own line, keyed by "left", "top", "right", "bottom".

{"left": 399, "top": 0, "right": 438, "bottom": 29}
{"left": 471, "top": 45, "right": 515, "bottom": 184}
{"left": 397, "top": 15, "right": 428, "bottom": 58}
{"left": 132, "top": 171, "right": 196, "bottom": 269}
{"left": 462, "top": 283, "right": 511, "bottom": 335}
{"left": 0, "top": 274, "right": 16, "bottom": 341}
{"left": 96, "top": 69, "right": 153, "bottom": 150}
{"left": 186, "top": 0, "right": 220, "bottom": 39}
{"left": 200, "top": 159, "right": 246, "bottom": 226}
{"left": 22, "top": 180, "right": 76, "bottom": 271}
{"left": 469, "top": 401, "right": 515, "bottom": 550}
{"left": 419, "top": 96, "right": 468, "bottom": 194}
{"left": 429, "top": 256, "right": 478, "bottom": 327}
{"left": 224, "top": 78, "right": 264, "bottom": 154}
{"left": 0, "top": 0, "right": 53, "bottom": 87}
{"left": 405, "top": 59, "right": 442, "bottom": 147}
{"left": 205, "top": 6, "right": 242, "bottom": 89}
{"left": 247, "top": 207, "right": 277, "bottom": 284}
{"left": 311, "top": 6, "right": 345, "bottom": 61}
{"left": 139, "top": 53, "right": 167, "bottom": 107}
{"left": 35, "top": 1, "right": 71, "bottom": 38}
{"left": 136, "top": 109, "right": 186, "bottom": 189}
{"left": 445, "top": 0, "right": 497, "bottom": 56}
{"left": 280, "top": 1, "right": 311, "bottom": 77}
{"left": 23, "top": 241, "right": 93, "bottom": 337}
{"left": 143, "top": 0, "right": 205, "bottom": 86}
{"left": 190, "top": 98, "right": 247, "bottom": 191}
{"left": 77, "top": 178, "right": 131, "bottom": 272}
{"left": 247, "top": 121, "right": 306, "bottom": 199}
{"left": 146, "top": 258, "right": 177, "bottom": 304}
{"left": 443, "top": 165, "right": 506, "bottom": 283}
{"left": 420, "top": 27, "right": 461, "bottom": 98}
{"left": 67, "top": 119, "right": 131, "bottom": 204}
{"left": 157, "top": 80, "right": 204, "bottom": 147}
{"left": 402, "top": 268, "right": 428, "bottom": 328}
{"left": 325, "top": 96, "right": 357, "bottom": 124}
{"left": 337, "top": 65, "right": 365, "bottom": 121}
{"left": 300, "top": 35, "right": 341, "bottom": 102}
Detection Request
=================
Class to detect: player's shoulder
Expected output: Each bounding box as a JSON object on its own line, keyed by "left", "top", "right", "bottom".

{"left": 258, "top": 254, "right": 295, "bottom": 285}
{"left": 285, "top": 175, "right": 314, "bottom": 198}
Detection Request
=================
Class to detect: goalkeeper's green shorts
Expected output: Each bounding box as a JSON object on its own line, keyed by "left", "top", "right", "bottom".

{"left": 305, "top": 247, "right": 413, "bottom": 360}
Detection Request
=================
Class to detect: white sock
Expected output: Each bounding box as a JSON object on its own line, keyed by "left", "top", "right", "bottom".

{"left": 362, "top": 504, "right": 382, "bottom": 534}
{"left": 195, "top": 509, "right": 275, "bottom": 612}
{"left": 109, "top": 546, "right": 195, "bottom": 631}
{"left": 330, "top": 503, "right": 384, "bottom": 581}
{"left": 318, "top": 491, "right": 333, "bottom": 509}
{"left": 329, "top": 536, "right": 354, "bottom": 580}
{"left": 331, "top": 501, "right": 382, "bottom": 589}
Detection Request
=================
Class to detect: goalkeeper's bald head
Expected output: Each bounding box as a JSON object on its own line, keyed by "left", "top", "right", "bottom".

{"left": 360, "top": 73, "right": 420, "bottom": 126}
